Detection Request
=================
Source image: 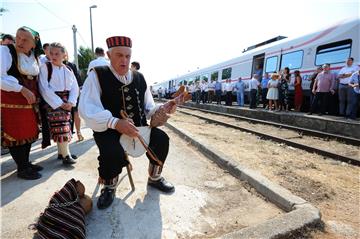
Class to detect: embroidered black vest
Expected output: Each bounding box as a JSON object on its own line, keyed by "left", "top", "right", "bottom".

{"left": 93, "top": 66, "right": 148, "bottom": 126}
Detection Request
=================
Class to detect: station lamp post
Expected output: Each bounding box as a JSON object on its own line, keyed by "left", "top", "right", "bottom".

{"left": 89, "top": 5, "right": 97, "bottom": 53}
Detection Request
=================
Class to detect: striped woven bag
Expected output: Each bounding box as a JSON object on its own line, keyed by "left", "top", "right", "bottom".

{"left": 33, "top": 179, "right": 86, "bottom": 239}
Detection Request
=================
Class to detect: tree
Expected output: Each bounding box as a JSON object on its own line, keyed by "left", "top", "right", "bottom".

{"left": 78, "top": 46, "right": 94, "bottom": 69}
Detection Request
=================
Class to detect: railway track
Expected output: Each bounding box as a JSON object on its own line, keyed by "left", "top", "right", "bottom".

{"left": 179, "top": 105, "right": 360, "bottom": 146}
{"left": 176, "top": 107, "right": 360, "bottom": 166}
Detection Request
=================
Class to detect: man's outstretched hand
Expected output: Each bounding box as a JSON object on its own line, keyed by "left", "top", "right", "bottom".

{"left": 115, "top": 119, "right": 139, "bottom": 138}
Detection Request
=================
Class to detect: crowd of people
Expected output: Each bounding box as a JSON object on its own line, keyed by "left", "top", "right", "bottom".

{"left": 158, "top": 58, "right": 359, "bottom": 120}
{"left": 1, "top": 27, "right": 178, "bottom": 212}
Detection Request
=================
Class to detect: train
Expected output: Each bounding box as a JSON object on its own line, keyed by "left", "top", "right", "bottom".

{"left": 151, "top": 18, "right": 359, "bottom": 109}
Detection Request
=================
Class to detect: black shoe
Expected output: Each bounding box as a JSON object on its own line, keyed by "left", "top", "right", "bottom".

{"left": 17, "top": 167, "right": 42, "bottom": 180}
{"left": 307, "top": 112, "right": 312, "bottom": 115}
{"left": 97, "top": 188, "right": 115, "bottom": 209}
{"left": 58, "top": 154, "right": 78, "bottom": 160}
{"left": 29, "top": 163, "right": 43, "bottom": 171}
{"left": 148, "top": 177, "right": 175, "bottom": 193}
{"left": 62, "top": 155, "right": 76, "bottom": 165}
{"left": 1, "top": 146, "right": 9, "bottom": 155}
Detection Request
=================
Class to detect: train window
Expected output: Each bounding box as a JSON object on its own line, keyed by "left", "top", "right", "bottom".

{"left": 201, "top": 74, "right": 209, "bottom": 82}
{"left": 265, "top": 56, "right": 278, "bottom": 73}
{"left": 188, "top": 77, "right": 194, "bottom": 85}
{"left": 280, "top": 50, "right": 303, "bottom": 70}
{"left": 222, "top": 67, "right": 232, "bottom": 79}
{"left": 315, "top": 39, "right": 352, "bottom": 66}
{"left": 211, "top": 71, "right": 219, "bottom": 81}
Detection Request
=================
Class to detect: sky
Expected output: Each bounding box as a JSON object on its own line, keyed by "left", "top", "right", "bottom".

{"left": 1, "top": 0, "right": 359, "bottom": 85}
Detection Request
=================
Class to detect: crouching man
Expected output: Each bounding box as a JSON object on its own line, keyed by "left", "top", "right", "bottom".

{"left": 79, "top": 36, "right": 174, "bottom": 209}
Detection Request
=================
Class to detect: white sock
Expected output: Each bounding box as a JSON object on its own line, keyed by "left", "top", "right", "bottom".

{"left": 57, "top": 142, "right": 70, "bottom": 158}
{"left": 148, "top": 164, "right": 162, "bottom": 181}
{"left": 57, "top": 142, "right": 62, "bottom": 155}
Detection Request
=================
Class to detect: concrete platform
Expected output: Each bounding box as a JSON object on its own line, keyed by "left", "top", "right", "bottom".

{"left": 1, "top": 128, "right": 284, "bottom": 239}
{"left": 184, "top": 101, "right": 360, "bottom": 139}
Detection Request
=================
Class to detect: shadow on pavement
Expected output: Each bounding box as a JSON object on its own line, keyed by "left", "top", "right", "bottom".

{"left": 1, "top": 138, "right": 95, "bottom": 207}
{"left": 86, "top": 187, "right": 163, "bottom": 239}
{"left": 1, "top": 138, "right": 95, "bottom": 176}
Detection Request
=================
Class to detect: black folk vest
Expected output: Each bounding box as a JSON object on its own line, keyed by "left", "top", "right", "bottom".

{"left": 93, "top": 66, "right": 148, "bottom": 127}
{"left": 6, "top": 44, "right": 39, "bottom": 94}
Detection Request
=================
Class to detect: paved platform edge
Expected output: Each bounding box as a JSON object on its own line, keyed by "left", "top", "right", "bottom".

{"left": 165, "top": 122, "right": 322, "bottom": 239}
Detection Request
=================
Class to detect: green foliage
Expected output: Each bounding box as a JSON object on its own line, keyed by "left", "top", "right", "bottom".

{"left": 211, "top": 71, "right": 218, "bottom": 81}
{"left": 77, "top": 46, "right": 95, "bottom": 73}
{"left": 201, "top": 75, "right": 208, "bottom": 82}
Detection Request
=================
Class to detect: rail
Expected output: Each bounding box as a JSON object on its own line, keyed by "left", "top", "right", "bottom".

{"left": 178, "top": 105, "right": 360, "bottom": 146}
{"left": 176, "top": 109, "right": 360, "bottom": 166}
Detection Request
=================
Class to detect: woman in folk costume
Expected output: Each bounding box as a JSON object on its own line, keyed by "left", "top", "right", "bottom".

{"left": 38, "top": 42, "right": 79, "bottom": 165}
{"left": 79, "top": 36, "right": 176, "bottom": 209}
{"left": 1, "top": 27, "right": 43, "bottom": 180}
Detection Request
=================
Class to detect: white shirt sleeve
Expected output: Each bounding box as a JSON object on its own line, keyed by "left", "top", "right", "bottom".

{"left": 78, "top": 71, "right": 119, "bottom": 132}
{"left": 87, "top": 60, "right": 95, "bottom": 75}
{"left": 0, "top": 46, "right": 23, "bottom": 92}
{"left": 67, "top": 70, "right": 79, "bottom": 106}
{"left": 338, "top": 67, "right": 344, "bottom": 75}
{"left": 144, "top": 84, "right": 161, "bottom": 119}
{"left": 38, "top": 64, "right": 64, "bottom": 109}
{"left": 350, "top": 72, "right": 359, "bottom": 84}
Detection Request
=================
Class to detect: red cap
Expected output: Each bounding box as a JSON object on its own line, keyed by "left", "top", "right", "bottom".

{"left": 106, "top": 36, "right": 132, "bottom": 48}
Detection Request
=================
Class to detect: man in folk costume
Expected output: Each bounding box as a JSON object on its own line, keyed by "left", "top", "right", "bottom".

{"left": 79, "top": 36, "right": 175, "bottom": 209}
{"left": 38, "top": 42, "right": 79, "bottom": 165}
{"left": 1, "top": 27, "right": 43, "bottom": 180}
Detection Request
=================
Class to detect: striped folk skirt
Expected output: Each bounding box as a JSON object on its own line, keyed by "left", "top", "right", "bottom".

{"left": 46, "top": 91, "right": 72, "bottom": 143}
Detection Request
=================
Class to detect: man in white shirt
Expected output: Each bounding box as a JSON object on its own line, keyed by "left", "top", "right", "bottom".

{"left": 39, "top": 43, "right": 50, "bottom": 65}
{"left": 200, "top": 80, "right": 208, "bottom": 103}
{"left": 130, "top": 61, "right": 140, "bottom": 72}
{"left": 207, "top": 80, "right": 215, "bottom": 103}
{"left": 337, "top": 57, "right": 359, "bottom": 117}
{"left": 248, "top": 74, "right": 260, "bottom": 109}
{"left": 224, "top": 78, "right": 234, "bottom": 106}
{"left": 349, "top": 70, "right": 360, "bottom": 120}
{"left": 86, "top": 47, "right": 109, "bottom": 75}
{"left": 79, "top": 36, "right": 175, "bottom": 210}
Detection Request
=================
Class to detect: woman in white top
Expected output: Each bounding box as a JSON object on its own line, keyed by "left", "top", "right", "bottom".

{"left": 266, "top": 73, "right": 280, "bottom": 111}
{"left": 39, "top": 42, "right": 79, "bottom": 165}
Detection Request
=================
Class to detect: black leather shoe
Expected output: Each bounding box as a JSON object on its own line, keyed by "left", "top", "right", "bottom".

{"left": 148, "top": 177, "right": 175, "bottom": 193}
{"left": 62, "top": 155, "right": 76, "bottom": 165}
{"left": 29, "top": 163, "right": 43, "bottom": 171}
{"left": 97, "top": 188, "right": 115, "bottom": 209}
{"left": 17, "top": 167, "right": 42, "bottom": 180}
{"left": 58, "top": 154, "right": 78, "bottom": 160}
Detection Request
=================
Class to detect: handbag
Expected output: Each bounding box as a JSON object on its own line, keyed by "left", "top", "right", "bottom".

{"left": 32, "top": 179, "right": 88, "bottom": 239}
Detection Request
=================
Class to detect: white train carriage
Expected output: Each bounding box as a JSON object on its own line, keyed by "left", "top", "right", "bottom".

{"left": 153, "top": 18, "right": 359, "bottom": 105}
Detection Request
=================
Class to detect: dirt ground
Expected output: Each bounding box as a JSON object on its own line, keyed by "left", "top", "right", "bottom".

{"left": 169, "top": 112, "right": 360, "bottom": 239}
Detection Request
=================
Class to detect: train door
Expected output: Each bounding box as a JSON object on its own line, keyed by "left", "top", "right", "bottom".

{"left": 251, "top": 53, "right": 265, "bottom": 78}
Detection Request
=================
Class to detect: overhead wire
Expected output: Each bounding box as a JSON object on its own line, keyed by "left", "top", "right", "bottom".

{"left": 33, "top": 0, "right": 72, "bottom": 26}
{"left": 38, "top": 26, "right": 70, "bottom": 32}
{"left": 33, "top": 0, "right": 90, "bottom": 48}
